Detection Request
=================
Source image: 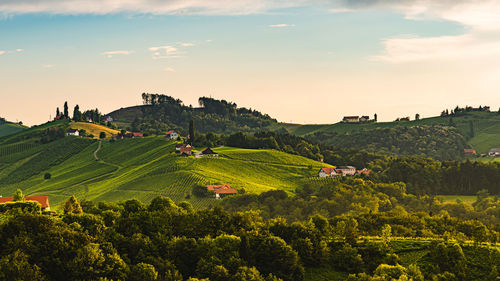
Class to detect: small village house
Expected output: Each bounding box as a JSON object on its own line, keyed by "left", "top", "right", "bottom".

{"left": 206, "top": 185, "right": 237, "bottom": 199}
{"left": 179, "top": 146, "right": 192, "bottom": 156}
{"left": 201, "top": 147, "right": 218, "bottom": 157}
{"left": 342, "top": 116, "right": 360, "bottom": 123}
{"left": 360, "top": 116, "right": 370, "bottom": 122}
{"left": 318, "top": 167, "right": 338, "bottom": 177}
{"left": 166, "top": 130, "right": 179, "bottom": 140}
{"left": 125, "top": 132, "right": 143, "bottom": 138}
{"left": 66, "top": 129, "right": 79, "bottom": 136}
{"left": 337, "top": 166, "right": 357, "bottom": 176}
{"left": 355, "top": 168, "right": 371, "bottom": 176}
{"left": 104, "top": 116, "right": 113, "bottom": 123}
{"left": 489, "top": 148, "right": 500, "bottom": 156}
{"left": 176, "top": 143, "right": 191, "bottom": 151}
{"left": 464, "top": 149, "right": 476, "bottom": 155}
{"left": 0, "top": 196, "right": 51, "bottom": 211}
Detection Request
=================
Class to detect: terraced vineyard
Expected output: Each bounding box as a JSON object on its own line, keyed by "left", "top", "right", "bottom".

{"left": 0, "top": 126, "right": 330, "bottom": 208}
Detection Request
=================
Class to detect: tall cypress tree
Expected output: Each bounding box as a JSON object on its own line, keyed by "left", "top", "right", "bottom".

{"left": 73, "top": 105, "right": 81, "bottom": 121}
{"left": 63, "top": 102, "right": 69, "bottom": 118}
{"left": 56, "top": 107, "right": 60, "bottom": 117}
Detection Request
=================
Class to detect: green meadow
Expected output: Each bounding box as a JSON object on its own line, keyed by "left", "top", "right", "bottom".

{"left": 0, "top": 122, "right": 27, "bottom": 138}
{"left": 0, "top": 133, "right": 329, "bottom": 208}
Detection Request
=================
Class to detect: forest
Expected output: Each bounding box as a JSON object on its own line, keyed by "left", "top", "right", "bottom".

{"left": 0, "top": 177, "right": 499, "bottom": 281}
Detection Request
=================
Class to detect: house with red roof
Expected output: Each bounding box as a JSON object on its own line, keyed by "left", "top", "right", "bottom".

{"left": 125, "top": 132, "right": 143, "bottom": 138}
{"left": 464, "top": 149, "right": 476, "bottom": 155}
{"left": 206, "top": 184, "right": 237, "bottom": 199}
{"left": 0, "top": 196, "right": 51, "bottom": 211}
{"left": 166, "top": 130, "right": 179, "bottom": 140}
{"left": 318, "top": 167, "right": 338, "bottom": 177}
{"left": 355, "top": 168, "right": 371, "bottom": 176}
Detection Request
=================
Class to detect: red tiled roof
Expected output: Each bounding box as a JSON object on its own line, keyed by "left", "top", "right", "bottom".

{"left": 206, "top": 185, "right": 237, "bottom": 194}
{"left": 133, "top": 132, "right": 143, "bottom": 137}
{"left": 0, "top": 196, "right": 50, "bottom": 209}
{"left": 166, "top": 130, "right": 175, "bottom": 135}
{"left": 320, "top": 167, "right": 336, "bottom": 174}
{"left": 356, "top": 169, "right": 371, "bottom": 175}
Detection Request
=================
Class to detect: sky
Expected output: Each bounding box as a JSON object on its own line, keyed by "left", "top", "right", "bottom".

{"left": 1, "top": 0, "right": 500, "bottom": 125}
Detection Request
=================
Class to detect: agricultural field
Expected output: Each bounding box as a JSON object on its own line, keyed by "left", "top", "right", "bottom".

{"left": 69, "top": 121, "right": 119, "bottom": 138}
{"left": 0, "top": 127, "right": 330, "bottom": 208}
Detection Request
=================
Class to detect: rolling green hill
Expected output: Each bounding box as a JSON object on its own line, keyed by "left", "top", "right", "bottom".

{"left": 286, "top": 111, "right": 500, "bottom": 155}
{"left": 0, "top": 122, "right": 27, "bottom": 138}
{"left": 0, "top": 126, "right": 330, "bottom": 207}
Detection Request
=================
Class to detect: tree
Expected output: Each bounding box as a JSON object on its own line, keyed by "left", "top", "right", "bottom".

{"left": 73, "top": 105, "right": 82, "bottom": 121}
{"left": 415, "top": 113, "right": 420, "bottom": 121}
{"left": 56, "top": 107, "right": 60, "bottom": 117}
{"left": 189, "top": 120, "right": 195, "bottom": 145}
{"left": 44, "top": 173, "right": 51, "bottom": 180}
{"left": 13, "top": 189, "right": 24, "bottom": 201}
{"left": 99, "top": 132, "right": 106, "bottom": 139}
{"left": 64, "top": 195, "right": 83, "bottom": 214}
{"left": 374, "top": 113, "right": 378, "bottom": 122}
{"left": 381, "top": 224, "right": 392, "bottom": 247}
{"left": 64, "top": 101, "right": 69, "bottom": 118}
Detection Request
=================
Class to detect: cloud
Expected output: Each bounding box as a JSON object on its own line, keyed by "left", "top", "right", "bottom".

{"left": 328, "top": 8, "right": 355, "bottom": 13}
{"left": 269, "top": 23, "right": 295, "bottom": 28}
{"left": 179, "top": 42, "right": 195, "bottom": 47}
{"left": 0, "top": 50, "right": 5, "bottom": 55}
{"left": 0, "top": 0, "right": 307, "bottom": 15}
{"left": 16, "top": 48, "right": 23, "bottom": 52}
{"left": 102, "top": 50, "right": 134, "bottom": 58}
{"left": 164, "top": 67, "right": 175, "bottom": 72}
{"left": 149, "top": 45, "right": 183, "bottom": 59}
{"left": 43, "top": 64, "right": 53, "bottom": 68}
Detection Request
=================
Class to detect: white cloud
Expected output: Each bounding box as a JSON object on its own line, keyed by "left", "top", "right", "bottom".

{"left": 102, "top": 50, "right": 134, "bottom": 58}
{"left": 373, "top": 34, "right": 500, "bottom": 63}
{"left": 269, "top": 23, "right": 295, "bottom": 28}
{"left": 16, "top": 48, "right": 23, "bottom": 52}
{"left": 179, "top": 42, "right": 195, "bottom": 47}
{"left": 164, "top": 67, "right": 175, "bottom": 72}
{"left": 0, "top": 50, "right": 5, "bottom": 55}
{"left": 0, "top": 0, "right": 307, "bottom": 15}
{"left": 206, "top": 39, "right": 213, "bottom": 43}
{"left": 149, "top": 45, "right": 183, "bottom": 59}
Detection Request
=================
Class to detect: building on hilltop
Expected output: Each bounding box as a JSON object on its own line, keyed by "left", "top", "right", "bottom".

{"left": 206, "top": 185, "right": 237, "bottom": 199}
{"left": 166, "top": 130, "right": 179, "bottom": 140}
{"left": 201, "top": 147, "right": 218, "bottom": 157}
{"left": 342, "top": 116, "right": 360, "bottom": 123}
{"left": 66, "top": 129, "right": 79, "bottom": 136}
{"left": 0, "top": 196, "right": 51, "bottom": 211}
{"left": 489, "top": 148, "right": 500, "bottom": 156}
{"left": 318, "top": 167, "right": 338, "bottom": 177}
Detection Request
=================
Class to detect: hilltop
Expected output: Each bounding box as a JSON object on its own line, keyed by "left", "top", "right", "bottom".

{"left": 0, "top": 123, "right": 329, "bottom": 207}
{"left": 0, "top": 120, "right": 27, "bottom": 138}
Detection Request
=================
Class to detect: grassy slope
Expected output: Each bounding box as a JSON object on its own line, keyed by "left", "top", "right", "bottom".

{"left": 69, "top": 122, "right": 120, "bottom": 138}
{"left": 0, "top": 123, "right": 27, "bottom": 138}
{"left": 285, "top": 112, "right": 500, "bottom": 154}
{"left": 0, "top": 130, "right": 330, "bottom": 208}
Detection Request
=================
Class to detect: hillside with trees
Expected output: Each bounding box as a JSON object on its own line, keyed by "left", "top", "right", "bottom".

{"left": 107, "top": 93, "right": 279, "bottom": 135}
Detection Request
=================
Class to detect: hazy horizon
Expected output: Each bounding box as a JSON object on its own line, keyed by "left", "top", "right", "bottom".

{"left": 2, "top": 0, "right": 500, "bottom": 126}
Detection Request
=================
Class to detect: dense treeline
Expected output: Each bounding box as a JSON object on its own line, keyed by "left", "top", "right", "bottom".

{"left": 1, "top": 179, "right": 499, "bottom": 281}
{"left": 129, "top": 93, "right": 277, "bottom": 135}
{"left": 308, "top": 125, "right": 467, "bottom": 161}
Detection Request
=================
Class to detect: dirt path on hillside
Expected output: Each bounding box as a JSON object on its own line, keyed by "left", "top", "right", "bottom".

{"left": 94, "top": 140, "right": 102, "bottom": 160}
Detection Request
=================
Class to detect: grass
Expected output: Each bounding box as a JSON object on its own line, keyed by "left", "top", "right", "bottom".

{"left": 0, "top": 124, "right": 332, "bottom": 207}
{"left": 69, "top": 122, "right": 119, "bottom": 138}
{"left": 0, "top": 123, "right": 27, "bottom": 138}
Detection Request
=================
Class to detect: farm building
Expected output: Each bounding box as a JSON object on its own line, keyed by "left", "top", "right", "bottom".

{"left": 176, "top": 143, "right": 191, "bottom": 151}
{"left": 464, "top": 149, "right": 476, "bottom": 155}
{"left": 166, "top": 130, "right": 179, "bottom": 140}
{"left": 337, "top": 166, "right": 357, "bottom": 176}
{"left": 66, "top": 129, "right": 79, "bottom": 136}
{"left": 125, "top": 132, "right": 143, "bottom": 138}
{"left": 0, "top": 196, "right": 51, "bottom": 211}
{"left": 356, "top": 168, "right": 371, "bottom": 176}
{"left": 489, "top": 148, "right": 500, "bottom": 156}
{"left": 179, "top": 146, "right": 192, "bottom": 156}
{"left": 342, "top": 116, "right": 360, "bottom": 123}
{"left": 201, "top": 147, "right": 218, "bottom": 157}
{"left": 318, "top": 167, "right": 338, "bottom": 177}
{"left": 206, "top": 185, "right": 237, "bottom": 199}
{"left": 104, "top": 116, "right": 113, "bottom": 123}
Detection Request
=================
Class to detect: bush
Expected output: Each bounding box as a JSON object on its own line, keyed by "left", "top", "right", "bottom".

{"left": 99, "top": 132, "right": 106, "bottom": 139}
{"left": 44, "top": 173, "right": 51, "bottom": 180}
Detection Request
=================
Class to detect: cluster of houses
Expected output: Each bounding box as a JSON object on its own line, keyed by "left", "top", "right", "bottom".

{"left": 318, "top": 166, "right": 371, "bottom": 177}
{"left": 0, "top": 196, "right": 51, "bottom": 211}
{"left": 175, "top": 143, "right": 219, "bottom": 158}
{"left": 464, "top": 148, "right": 500, "bottom": 157}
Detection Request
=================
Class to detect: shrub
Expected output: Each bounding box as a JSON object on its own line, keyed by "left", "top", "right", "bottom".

{"left": 44, "top": 173, "right": 51, "bottom": 180}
